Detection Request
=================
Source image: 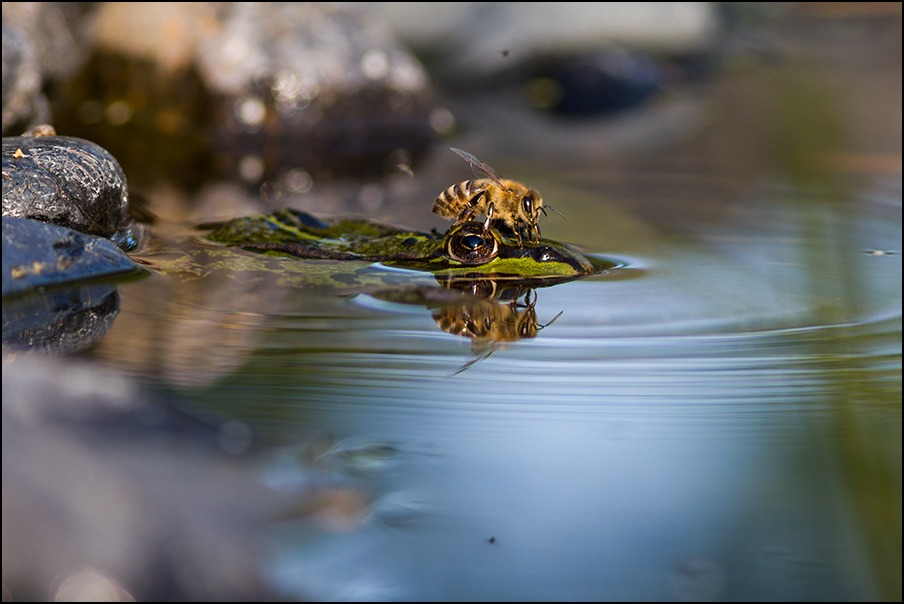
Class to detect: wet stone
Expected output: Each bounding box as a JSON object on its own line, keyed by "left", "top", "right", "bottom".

{"left": 2, "top": 135, "right": 129, "bottom": 238}
{"left": 1, "top": 216, "right": 142, "bottom": 299}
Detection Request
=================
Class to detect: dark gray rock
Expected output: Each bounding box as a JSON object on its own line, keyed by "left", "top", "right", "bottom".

{"left": 2, "top": 135, "right": 130, "bottom": 237}
{"left": 1, "top": 216, "right": 142, "bottom": 299}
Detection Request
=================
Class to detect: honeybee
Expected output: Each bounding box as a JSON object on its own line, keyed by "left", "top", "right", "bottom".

{"left": 433, "top": 148, "right": 561, "bottom": 246}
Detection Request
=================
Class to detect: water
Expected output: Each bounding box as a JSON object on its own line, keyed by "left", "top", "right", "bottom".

{"left": 85, "top": 170, "right": 901, "bottom": 600}
{"left": 63, "top": 15, "right": 904, "bottom": 600}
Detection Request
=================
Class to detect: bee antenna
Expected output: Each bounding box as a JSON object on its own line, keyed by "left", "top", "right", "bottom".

{"left": 538, "top": 311, "right": 564, "bottom": 330}
{"left": 545, "top": 204, "right": 566, "bottom": 220}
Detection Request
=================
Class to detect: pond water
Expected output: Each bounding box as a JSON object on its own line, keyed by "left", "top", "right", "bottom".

{"left": 91, "top": 170, "right": 900, "bottom": 601}
{"left": 72, "top": 16, "right": 901, "bottom": 602}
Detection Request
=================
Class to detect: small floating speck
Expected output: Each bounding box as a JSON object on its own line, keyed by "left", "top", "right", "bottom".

{"left": 864, "top": 249, "right": 898, "bottom": 256}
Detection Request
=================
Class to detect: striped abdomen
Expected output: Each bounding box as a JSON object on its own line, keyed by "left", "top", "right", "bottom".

{"left": 433, "top": 179, "right": 492, "bottom": 221}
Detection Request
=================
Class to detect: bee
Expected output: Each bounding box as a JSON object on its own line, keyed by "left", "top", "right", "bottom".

{"left": 433, "top": 148, "right": 562, "bottom": 246}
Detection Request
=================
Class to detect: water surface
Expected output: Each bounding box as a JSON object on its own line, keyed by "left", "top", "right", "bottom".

{"left": 85, "top": 16, "right": 902, "bottom": 600}
{"left": 87, "top": 168, "right": 901, "bottom": 601}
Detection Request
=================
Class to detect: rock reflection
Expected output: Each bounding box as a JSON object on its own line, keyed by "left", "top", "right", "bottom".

{"left": 2, "top": 284, "right": 121, "bottom": 354}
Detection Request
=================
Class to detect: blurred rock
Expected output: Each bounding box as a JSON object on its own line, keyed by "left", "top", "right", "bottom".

{"left": 1, "top": 4, "right": 96, "bottom": 134}
{"left": 1, "top": 3, "right": 95, "bottom": 82}
{"left": 379, "top": 2, "right": 719, "bottom": 81}
{"left": 1, "top": 352, "right": 285, "bottom": 600}
{"left": 55, "top": 2, "right": 436, "bottom": 188}
{"left": 1, "top": 350, "right": 383, "bottom": 599}
{"left": 527, "top": 51, "right": 668, "bottom": 118}
{"left": 1, "top": 26, "right": 50, "bottom": 135}
{"left": 2, "top": 135, "right": 130, "bottom": 238}
{"left": 375, "top": 2, "right": 724, "bottom": 162}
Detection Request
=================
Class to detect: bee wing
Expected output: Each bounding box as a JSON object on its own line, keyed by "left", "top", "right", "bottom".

{"left": 450, "top": 147, "right": 506, "bottom": 187}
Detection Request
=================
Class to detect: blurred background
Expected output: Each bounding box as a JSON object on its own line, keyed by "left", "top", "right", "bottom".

{"left": 3, "top": 3, "right": 901, "bottom": 601}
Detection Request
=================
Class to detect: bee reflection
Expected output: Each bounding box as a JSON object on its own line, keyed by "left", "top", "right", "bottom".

{"left": 433, "top": 286, "right": 561, "bottom": 375}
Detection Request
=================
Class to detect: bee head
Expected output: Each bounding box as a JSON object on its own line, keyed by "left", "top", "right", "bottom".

{"left": 514, "top": 187, "right": 542, "bottom": 222}
{"left": 517, "top": 309, "right": 540, "bottom": 338}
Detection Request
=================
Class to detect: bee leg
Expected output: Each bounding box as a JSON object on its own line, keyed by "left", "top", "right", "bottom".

{"left": 512, "top": 285, "right": 533, "bottom": 309}
{"left": 465, "top": 316, "right": 478, "bottom": 334}
{"left": 483, "top": 201, "right": 495, "bottom": 230}
{"left": 456, "top": 207, "right": 475, "bottom": 223}
{"left": 456, "top": 190, "right": 487, "bottom": 224}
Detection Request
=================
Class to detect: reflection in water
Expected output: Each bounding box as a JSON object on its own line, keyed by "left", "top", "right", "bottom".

{"left": 2, "top": 284, "right": 122, "bottom": 354}
{"left": 431, "top": 286, "right": 560, "bottom": 375}
{"left": 106, "top": 213, "right": 616, "bottom": 386}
